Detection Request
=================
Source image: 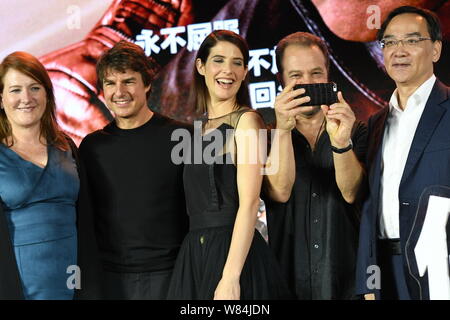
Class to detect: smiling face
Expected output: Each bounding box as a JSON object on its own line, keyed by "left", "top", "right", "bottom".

{"left": 196, "top": 41, "right": 248, "bottom": 106}
{"left": 280, "top": 44, "right": 329, "bottom": 117}
{"left": 102, "top": 68, "right": 151, "bottom": 122}
{"left": 382, "top": 13, "right": 441, "bottom": 89}
{"left": 1, "top": 68, "right": 47, "bottom": 131}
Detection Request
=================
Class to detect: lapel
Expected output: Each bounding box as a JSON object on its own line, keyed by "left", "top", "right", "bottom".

{"left": 400, "top": 80, "right": 449, "bottom": 186}
{"left": 360, "top": 107, "right": 389, "bottom": 231}
{"left": 367, "top": 108, "right": 389, "bottom": 200}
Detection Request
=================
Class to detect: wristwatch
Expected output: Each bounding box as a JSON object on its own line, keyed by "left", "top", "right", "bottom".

{"left": 331, "top": 139, "right": 353, "bottom": 154}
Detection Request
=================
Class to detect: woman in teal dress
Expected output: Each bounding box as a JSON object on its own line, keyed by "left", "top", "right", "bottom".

{"left": 0, "top": 51, "right": 101, "bottom": 299}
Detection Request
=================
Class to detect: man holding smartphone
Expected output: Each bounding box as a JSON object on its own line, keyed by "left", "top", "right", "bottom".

{"left": 264, "top": 32, "right": 367, "bottom": 299}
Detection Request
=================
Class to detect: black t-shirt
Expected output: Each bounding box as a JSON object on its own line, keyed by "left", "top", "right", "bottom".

{"left": 79, "top": 112, "right": 191, "bottom": 273}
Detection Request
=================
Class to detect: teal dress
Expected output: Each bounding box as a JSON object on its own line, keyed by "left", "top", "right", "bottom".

{"left": 0, "top": 144, "right": 78, "bottom": 300}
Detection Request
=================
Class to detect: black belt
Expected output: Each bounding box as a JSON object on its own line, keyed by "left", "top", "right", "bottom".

{"left": 189, "top": 210, "right": 236, "bottom": 231}
{"left": 378, "top": 238, "right": 402, "bottom": 256}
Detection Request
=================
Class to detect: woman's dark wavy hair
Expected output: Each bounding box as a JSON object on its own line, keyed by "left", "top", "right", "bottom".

{"left": 0, "top": 51, "right": 69, "bottom": 150}
{"left": 192, "top": 30, "right": 250, "bottom": 114}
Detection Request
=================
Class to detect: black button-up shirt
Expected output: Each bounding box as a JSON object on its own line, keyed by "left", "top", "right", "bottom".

{"left": 266, "top": 121, "right": 367, "bottom": 299}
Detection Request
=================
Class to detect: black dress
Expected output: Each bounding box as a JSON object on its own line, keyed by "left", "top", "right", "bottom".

{"left": 167, "top": 108, "right": 291, "bottom": 300}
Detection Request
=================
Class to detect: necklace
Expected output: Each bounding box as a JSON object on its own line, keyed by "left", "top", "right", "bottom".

{"left": 312, "top": 117, "right": 326, "bottom": 151}
{"left": 206, "top": 108, "right": 241, "bottom": 121}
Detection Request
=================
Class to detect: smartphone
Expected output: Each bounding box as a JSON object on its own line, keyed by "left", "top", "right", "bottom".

{"left": 293, "top": 82, "right": 338, "bottom": 107}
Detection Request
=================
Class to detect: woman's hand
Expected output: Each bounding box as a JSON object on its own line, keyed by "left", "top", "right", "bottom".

{"left": 213, "top": 276, "right": 240, "bottom": 300}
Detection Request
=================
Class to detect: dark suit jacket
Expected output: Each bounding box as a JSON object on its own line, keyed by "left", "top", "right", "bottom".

{"left": 0, "top": 138, "right": 103, "bottom": 300}
{"left": 355, "top": 79, "right": 450, "bottom": 300}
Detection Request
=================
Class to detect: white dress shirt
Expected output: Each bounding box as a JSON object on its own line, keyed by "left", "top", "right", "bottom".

{"left": 379, "top": 75, "right": 436, "bottom": 239}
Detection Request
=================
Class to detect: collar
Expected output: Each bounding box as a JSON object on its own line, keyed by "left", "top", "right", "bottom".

{"left": 389, "top": 75, "right": 436, "bottom": 113}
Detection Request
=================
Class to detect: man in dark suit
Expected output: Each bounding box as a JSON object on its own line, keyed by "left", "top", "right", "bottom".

{"left": 355, "top": 5, "right": 449, "bottom": 300}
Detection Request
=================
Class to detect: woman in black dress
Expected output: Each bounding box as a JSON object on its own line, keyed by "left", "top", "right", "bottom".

{"left": 167, "top": 30, "right": 291, "bottom": 300}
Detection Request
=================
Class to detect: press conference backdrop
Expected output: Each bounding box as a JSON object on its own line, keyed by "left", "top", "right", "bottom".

{"left": 1, "top": 0, "right": 449, "bottom": 143}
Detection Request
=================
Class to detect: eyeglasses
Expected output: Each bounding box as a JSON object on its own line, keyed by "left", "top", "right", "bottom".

{"left": 379, "top": 37, "right": 432, "bottom": 49}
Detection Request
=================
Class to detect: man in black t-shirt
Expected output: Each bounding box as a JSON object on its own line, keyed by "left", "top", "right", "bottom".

{"left": 79, "top": 40, "right": 190, "bottom": 299}
{"left": 264, "top": 32, "right": 368, "bottom": 299}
